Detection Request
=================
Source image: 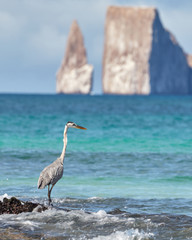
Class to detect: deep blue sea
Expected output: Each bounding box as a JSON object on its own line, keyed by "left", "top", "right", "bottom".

{"left": 1, "top": 94, "right": 192, "bottom": 239}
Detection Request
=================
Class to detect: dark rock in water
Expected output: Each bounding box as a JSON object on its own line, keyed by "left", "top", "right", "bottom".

{"left": 0, "top": 197, "right": 47, "bottom": 215}
{"left": 107, "top": 208, "right": 127, "bottom": 215}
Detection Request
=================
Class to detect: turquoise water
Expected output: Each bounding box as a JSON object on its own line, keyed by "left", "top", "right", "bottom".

{"left": 1, "top": 94, "right": 192, "bottom": 239}
{"left": 1, "top": 94, "right": 192, "bottom": 198}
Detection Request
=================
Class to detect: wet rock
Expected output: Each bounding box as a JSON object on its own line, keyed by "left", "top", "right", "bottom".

{"left": 0, "top": 227, "right": 36, "bottom": 240}
{"left": 0, "top": 197, "right": 47, "bottom": 215}
{"left": 32, "top": 204, "right": 45, "bottom": 213}
{"left": 107, "top": 208, "right": 127, "bottom": 215}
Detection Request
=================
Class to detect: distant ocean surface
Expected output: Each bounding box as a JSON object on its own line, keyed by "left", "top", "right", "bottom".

{"left": 1, "top": 94, "right": 192, "bottom": 239}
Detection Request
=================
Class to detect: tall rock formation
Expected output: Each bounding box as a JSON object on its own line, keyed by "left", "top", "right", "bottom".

{"left": 102, "top": 6, "right": 192, "bottom": 95}
{"left": 56, "top": 20, "right": 93, "bottom": 94}
{"left": 186, "top": 54, "right": 192, "bottom": 68}
{"left": 186, "top": 54, "right": 192, "bottom": 92}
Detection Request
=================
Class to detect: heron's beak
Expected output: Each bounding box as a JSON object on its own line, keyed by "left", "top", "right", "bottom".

{"left": 75, "top": 125, "right": 87, "bottom": 130}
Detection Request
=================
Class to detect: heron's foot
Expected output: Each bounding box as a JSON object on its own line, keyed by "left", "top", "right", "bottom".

{"left": 48, "top": 198, "right": 52, "bottom": 206}
{"left": 48, "top": 203, "right": 53, "bottom": 208}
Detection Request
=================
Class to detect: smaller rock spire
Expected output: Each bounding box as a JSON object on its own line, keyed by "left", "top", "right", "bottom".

{"left": 56, "top": 20, "right": 93, "bottom": 94}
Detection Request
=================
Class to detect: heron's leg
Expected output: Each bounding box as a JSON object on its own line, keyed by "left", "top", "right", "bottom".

{"left": 48, "top": 184, "right": 52, "bottom": 205}
{"left": 49, "top": 183, "right": 55, "bottom": 199}
{"left": 48, "top": 184, "right": 55, "bottom": 205}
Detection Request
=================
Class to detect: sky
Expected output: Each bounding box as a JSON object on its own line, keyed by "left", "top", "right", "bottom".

{"left": 0, "top": 0, "right": 192, "bottom": 94}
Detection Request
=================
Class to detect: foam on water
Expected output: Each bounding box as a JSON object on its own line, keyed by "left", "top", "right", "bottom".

{"left": 91, "top": 229, "right": 154, "bottom": 240}
{"left": 0, "top": 193, "right": 11, "bottom": 202}
{"left": 0, "top": 207, "right": 156, "bottom": 239}
{"left": 1, "top": 200, "right": 192, "bottom": 239}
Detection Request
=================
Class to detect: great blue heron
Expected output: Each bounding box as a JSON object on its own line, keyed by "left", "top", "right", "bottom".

{"left": 37, "top": 121, "right": 87, "bottom": 205}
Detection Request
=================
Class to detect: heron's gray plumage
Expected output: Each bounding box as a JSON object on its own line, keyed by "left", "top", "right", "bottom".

{"left": 37, "top": 121, "right": 86, "bottom": 205}
{"left": 38, "top": 158, "right": 63, "bottom": 189}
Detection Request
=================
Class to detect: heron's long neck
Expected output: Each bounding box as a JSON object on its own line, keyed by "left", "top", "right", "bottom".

{"left": 60, "top": 125, "right": 68, "bottom": 164}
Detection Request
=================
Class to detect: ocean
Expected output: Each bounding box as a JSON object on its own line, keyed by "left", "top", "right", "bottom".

{"left": 1, "top": 94, "right": 192, "bottom": 239}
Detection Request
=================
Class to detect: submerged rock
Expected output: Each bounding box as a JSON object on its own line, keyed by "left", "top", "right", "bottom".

{"left": 103, "top": 6, "right": 192, "bottom": 95}
{"left": 0, "top": 197, "right": 47, "bottom": 215}
{"left": 0, "top": 228, "right": 36, "bottom": 240}
{"left": 56, "top": 20, "right": 93, "bottom": 94}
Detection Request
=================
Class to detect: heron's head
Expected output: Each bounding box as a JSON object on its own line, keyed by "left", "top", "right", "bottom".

{"left": 66, "top": 121, "right": 87, "bottom": 130}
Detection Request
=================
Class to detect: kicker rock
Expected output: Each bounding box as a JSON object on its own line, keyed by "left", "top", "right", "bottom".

{"left": 186, "top": 54, "right": 192, "bottom": 68}
{"left": 102, "top": 6, "right": 191, "bottom": 95}
{"left": 56, "top": 20, "right": 93, "bottom": 94}
{"left": 186, "top": 54, "right": 192, "bottom": 92}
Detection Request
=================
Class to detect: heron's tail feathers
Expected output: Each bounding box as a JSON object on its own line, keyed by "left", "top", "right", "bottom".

{"left": 37, "top": 177, "right": 46, "bottom": 189}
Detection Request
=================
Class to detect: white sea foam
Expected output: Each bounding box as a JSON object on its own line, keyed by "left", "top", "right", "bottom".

{"left": 52, "top": 196, "right": 104, "bottom": 204}
{"left": 88, "top": 196, "right": 103, "bottom": 201}
{"left": 52, "top": 197, "right": 78, "bottom": 204}
{"left": 0, "top": 193, "right": 11, "bottom": 201}
{"left": 0, "top": 206, "right": 156, "bottom": 239}
{"left": 90, "top": 229, "right": 155, "bottom": 240}
{"left": 93, "top": 210, "right": 107, "bottom": 218}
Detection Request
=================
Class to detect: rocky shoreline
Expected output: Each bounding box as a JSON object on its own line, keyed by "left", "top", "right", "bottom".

{"left": 0, "top": 197, "right": 47, "bottom": 215}
{"left": 0, "top": 197, "right": 131, "bottom": 216}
